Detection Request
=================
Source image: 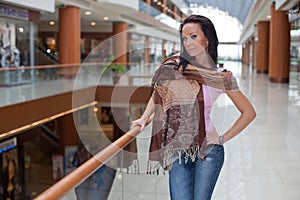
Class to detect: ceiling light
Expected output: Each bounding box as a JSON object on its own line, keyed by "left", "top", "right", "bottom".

{"left": 93, "top": 107, "right": 99, "bottom": 112}
{"left": 103, "top": 16, "right": 109, "bottom": 20}
{"left": 85, "top": 11, "right": 92, "bottom": 15}
{"left": 49, "top": 21, "right": 55, "bottom": 26}
{"left": 267, "top": 15, "right": 271, "bottom": 19}
{"left": 90, "top": 21, "right": 96, "bottom": 26}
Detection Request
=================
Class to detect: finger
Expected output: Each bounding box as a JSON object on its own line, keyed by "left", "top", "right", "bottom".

{"left": 130, "top": 123, "right": 138, "bottom": 129}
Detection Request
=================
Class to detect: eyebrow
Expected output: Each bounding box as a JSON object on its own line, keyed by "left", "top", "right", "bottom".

{"left": 187, "top": 32, "right": 198, "bottom": 36}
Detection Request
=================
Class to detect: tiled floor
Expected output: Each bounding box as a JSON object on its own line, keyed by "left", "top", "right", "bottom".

{"left": 2, "top": 61, "right": 300, "bottom": 199}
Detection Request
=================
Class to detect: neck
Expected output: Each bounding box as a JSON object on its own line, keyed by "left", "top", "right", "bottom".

{"left": 194, "top": 51, "right": 215, "bottom": 68}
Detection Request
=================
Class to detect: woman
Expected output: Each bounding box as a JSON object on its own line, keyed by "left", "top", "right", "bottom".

{"left": 131, "top": 15, "right": 256, "bottom": 200}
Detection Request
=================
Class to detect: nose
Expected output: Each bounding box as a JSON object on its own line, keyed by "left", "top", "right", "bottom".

{"left": 185, "top": 38, "right": 193, "bottom": 46}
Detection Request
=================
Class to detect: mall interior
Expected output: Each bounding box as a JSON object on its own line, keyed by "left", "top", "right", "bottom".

{"left": 0, "top": 0, "right": 300, "bottom": 199}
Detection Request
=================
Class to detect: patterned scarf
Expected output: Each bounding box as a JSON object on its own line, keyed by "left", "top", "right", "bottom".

{"left": 147, "top": 55, "right": 239, "bottom": 173}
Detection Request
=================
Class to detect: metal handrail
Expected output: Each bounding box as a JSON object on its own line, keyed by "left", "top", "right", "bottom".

{"left": 34, "top": 116, "right": 153, "bottom": 200}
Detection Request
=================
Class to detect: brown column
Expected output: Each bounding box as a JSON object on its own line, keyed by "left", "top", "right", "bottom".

{"left": 113, "top": 22, "right": 127, "bottom": 64}
{"left": 162, "top": 40, "right": 167, "bottom": 61}
{"left": 58, "top": 113, "right": 81, "bottom": 154}
{"left": 162, "top": 0, "right": 167, "bottom": 14}
{"left": 243, "top": 42, "right": 248, "bottom": 65}
{"left": 58, "top": 6, "right": 81, "bottom": 77}
{"left": 247, "top": 40, "right": 251, "bottom": 66}
{"left": 144, "top": 36, "right": 151, "bottom": 64}
{"left": 172, "top": 5, "right": 177, "bottom": 19}
{"left": 251, "top": 37, "right": 256, "bottom": 69}
{"left": 241, "top": 45, "right": 245, "bottom": 63}
{"left": 244, "top": 41, "right": 250, "bottom": 65}
{"left": 248, "top": 40, "right": 252, "bottom": 66}
{"left": 256, "top": 21, "right": 270, "bottom": 73}
{"left": 269, "top": 4, "right": 290, "bottom": 83}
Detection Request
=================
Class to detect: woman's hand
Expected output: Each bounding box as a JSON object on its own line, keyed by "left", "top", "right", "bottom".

{"left": 206, "top": 131, "right": 221, "bottom": 145}
{"left": 131, "top": 118, "right": 147, "bottom": 131}
{"left": 131, "top": 94, "right": 155, "bottom": 132}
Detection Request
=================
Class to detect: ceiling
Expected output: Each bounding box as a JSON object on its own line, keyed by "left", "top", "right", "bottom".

{"left": 39, "top": 0, "right": 299, "bottom": 43}
{"left": 180, "top": 0, "right": 255, "bottom": 24}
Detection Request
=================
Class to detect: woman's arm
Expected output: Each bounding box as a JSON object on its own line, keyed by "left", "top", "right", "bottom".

{"left": 222, "top": 90, "right": 256, "bottom": 144}
{"left": 131, "top": 93, "right": 155, "bottom": 131}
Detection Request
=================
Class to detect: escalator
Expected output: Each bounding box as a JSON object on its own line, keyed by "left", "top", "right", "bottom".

{"left": 35, "top": 44, "right": 58, "bottom": 64}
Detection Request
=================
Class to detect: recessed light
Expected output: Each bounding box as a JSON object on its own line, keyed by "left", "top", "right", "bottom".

{"left": 49, "top": 21, "right": 55, "bottom": 26}
{"left": 85, "top": 11, "right": 92, "bottom": 15}
{"left": 267, "top": 15, "right": 271, "bottom": 19}
{"left": 90, "top": 21, "right": 96, "bottom": 26}
{"left": 103, "top": 16, "right": 109, "bottom": 20}
{"left": 93, "top": 107, "right": 99, "bottom": 112}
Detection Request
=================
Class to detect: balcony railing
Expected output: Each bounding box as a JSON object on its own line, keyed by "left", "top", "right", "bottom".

{"left": 34, "top": 115, "right": 153, "bottom": 200}
{"left": 138, "top": 0, "right": 181, "bottom": 30}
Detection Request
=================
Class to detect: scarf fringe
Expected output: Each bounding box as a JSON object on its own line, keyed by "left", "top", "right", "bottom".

{"left": 117, "top": 159, "right": 140, "bottom": 174}
{"left": 115, "top": 146, "right": 209, "bottom": 175}
{"left": 146, "top": 145, "right": 206, "bottom": 175}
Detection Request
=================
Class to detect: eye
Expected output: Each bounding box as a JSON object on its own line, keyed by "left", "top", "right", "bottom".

{"left": 191, "top": 34, "right": 197, "bottom": 39}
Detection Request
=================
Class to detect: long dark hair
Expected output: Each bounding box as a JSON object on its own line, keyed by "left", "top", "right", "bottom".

{"left": 179, "top": 15, "right": 219, "bottom": 69}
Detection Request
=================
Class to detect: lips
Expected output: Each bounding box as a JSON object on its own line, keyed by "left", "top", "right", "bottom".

{"left": 186, "top": 48, "right": 196, "bottom": 55}
{"left": 186, "top": 48, "right": 195, "bottom": 51}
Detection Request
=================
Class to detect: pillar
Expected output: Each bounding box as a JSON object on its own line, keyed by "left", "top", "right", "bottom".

{"left": 58, "top": 6, "right": 81, "bottom": 77}
{"left": 251, "top": 37, "right": 256, "bottom": 69}
{"left": 162, "top": 0, "right": 167, "bottom": 13}
{"left": 241, "top": 45, "right": 245, "bottom": 63}
{"left": 144, "top": 36, "right": 151, "bottom": 64}
{"left": 144, "top": 0, "right": 150, "bottom": 4}
{"left": 269, "top": 4, "right": 290, "bottom": 83}
{"left": 256, "top": 21, "right": 270, "bottom": 73}
{"left": 243, "top": 42, "right": 248, "bottom": 65}
{"left": 162, "top": 40, "right": 167, "bottom": 61}
{"left": 113, "top": 22, "right": 127, "bottom": 64}
{"left": 244, "top": 41, "right": 250, "bottom": 65}
{"left": 172, "top": 5, "right": 177, "bottom": 19}
{"left": 58, "top": 113, "right": 81, "bottom": 154}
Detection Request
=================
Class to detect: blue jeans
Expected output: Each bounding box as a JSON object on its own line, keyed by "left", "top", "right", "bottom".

{"left": 169, "top": 145, "right": 224, "bottom": 200}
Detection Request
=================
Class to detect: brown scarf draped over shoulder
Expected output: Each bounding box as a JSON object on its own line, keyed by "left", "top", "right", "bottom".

{"left": 147, "top": 55, "right": 239, "bottom": 173}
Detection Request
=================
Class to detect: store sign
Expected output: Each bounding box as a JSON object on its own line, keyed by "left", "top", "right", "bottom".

{"left": 3, "top": 0, "right": 54, "bottom": 13}
{"left": 0, "top": 137, "right": 17, "bottom": 154}
{"left": 0, "top": 4, "right": 28, "bottom": 20}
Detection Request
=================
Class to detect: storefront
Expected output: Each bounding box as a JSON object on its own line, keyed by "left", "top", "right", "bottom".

{"left": 0, "top": 3, "right": 38, "bottom": 86}
{"left": 0, "top": 137, "right": 23, "bottom": 200}
{"left": 289, "top": 2, "right": 300, "bottom": 76}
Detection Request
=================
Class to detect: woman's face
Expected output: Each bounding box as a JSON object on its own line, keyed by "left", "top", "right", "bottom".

{"left": 182, "top": 22, "right": 208, "bottom": 57}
